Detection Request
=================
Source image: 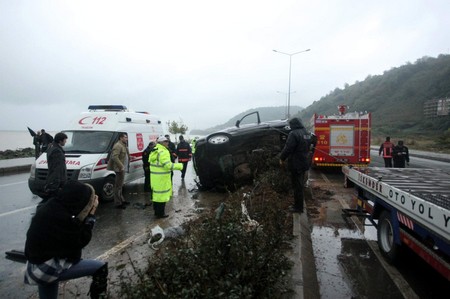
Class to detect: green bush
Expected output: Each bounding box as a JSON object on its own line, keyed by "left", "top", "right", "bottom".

{"left": 120, "top": 185, "right": 294, "bottom": 298}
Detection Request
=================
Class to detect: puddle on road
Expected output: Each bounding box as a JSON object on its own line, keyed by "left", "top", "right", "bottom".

{"left": 308, "top": 180, "right": 401, "bottom": 299}
{"left": 311, "top": 226, "right": 402, "bottom": 299}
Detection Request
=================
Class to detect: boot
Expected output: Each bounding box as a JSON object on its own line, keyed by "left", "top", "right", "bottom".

{"left": 89, "top": 262, "right": 108, "bottom": 299}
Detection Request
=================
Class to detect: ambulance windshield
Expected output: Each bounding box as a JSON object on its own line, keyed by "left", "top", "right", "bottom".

{"left": 63, "top": 131, "right": 115, "bottom": 153}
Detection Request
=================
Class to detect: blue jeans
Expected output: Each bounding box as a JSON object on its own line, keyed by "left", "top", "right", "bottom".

{"left": 38, "top": 259, "right": 105, "bottom": 299}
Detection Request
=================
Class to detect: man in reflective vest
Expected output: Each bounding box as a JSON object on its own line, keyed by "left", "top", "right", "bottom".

{"left": 149, "top": 136, "right": 183, "bottom": 218}
{"left": 379, "top": 136, "right": 394, "bottom": 167}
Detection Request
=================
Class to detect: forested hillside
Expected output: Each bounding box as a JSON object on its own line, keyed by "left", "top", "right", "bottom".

{"left": 192, "top": 54, "right": 450, "bottom": 150}
{"left": 297, "top": 54, "right": 450, "bottom": 137}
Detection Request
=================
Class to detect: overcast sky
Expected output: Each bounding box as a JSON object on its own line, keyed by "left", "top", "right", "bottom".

{"left": 1, "top": 0, "right": 449, "bottom": 133}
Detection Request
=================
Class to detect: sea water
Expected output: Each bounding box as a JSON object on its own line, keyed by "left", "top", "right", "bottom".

{"left": 0, "top": 130, "right": 57, "bottom": 151}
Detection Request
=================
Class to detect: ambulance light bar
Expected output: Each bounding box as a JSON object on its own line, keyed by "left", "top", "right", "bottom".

{"left": 88, "top": 105, "right": 128, "bottom": 111}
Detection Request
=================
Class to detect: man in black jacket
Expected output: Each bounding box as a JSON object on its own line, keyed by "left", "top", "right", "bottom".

{"left": 393, "top": 140, "right": 410, "bottom": 168}
{"left": 279, "top": 118, "right": 312, "bottom": 213}
{"left": 44, "top": 132, "right": 68, "bottom": 200}
{"left": 142, "top": 141, "right": 155, "bottom": 192}
{"left": 40, "top": 129, "right": 53, "bottom": 153}
{"left": 176, "top": 135, "right": 192, "bottom": 179}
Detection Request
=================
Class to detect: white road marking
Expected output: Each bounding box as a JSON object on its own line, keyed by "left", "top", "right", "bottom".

{"left": 0, "top": 205, "right": 37, "bottom": 218}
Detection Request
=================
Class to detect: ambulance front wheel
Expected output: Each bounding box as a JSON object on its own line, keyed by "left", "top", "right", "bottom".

{"left": 100, "top": 176, "right": 115, "bottom": 202}
{"left": 377, "top": 210, "right": 400, "bottom": 263}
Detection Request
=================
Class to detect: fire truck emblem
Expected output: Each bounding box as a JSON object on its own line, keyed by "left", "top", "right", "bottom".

{"left": 336, "top": 133, "right": 348, "bottom": 144}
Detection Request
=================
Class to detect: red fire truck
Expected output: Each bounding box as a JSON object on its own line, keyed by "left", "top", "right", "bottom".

{"left": 311, "top": 105, "right": 371, "bottom": 167}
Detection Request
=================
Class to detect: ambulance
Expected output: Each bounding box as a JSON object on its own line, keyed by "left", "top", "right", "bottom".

{"left": 28, "top": 105, "right": 164, "bottom": 201}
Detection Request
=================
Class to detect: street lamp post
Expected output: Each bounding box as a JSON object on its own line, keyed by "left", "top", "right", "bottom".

{"left": 277, "top": 90, "right": 296, "bottom": 119}
{"left": 273, "top": 48, "right": 310, "bottom": 118}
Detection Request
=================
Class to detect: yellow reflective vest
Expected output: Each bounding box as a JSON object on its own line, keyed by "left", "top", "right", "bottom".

{"left": 149, "top": 143, "right": 183, "bottom": 202}
{"left": 191, "top": 139, "right": 197, "bottom": 154}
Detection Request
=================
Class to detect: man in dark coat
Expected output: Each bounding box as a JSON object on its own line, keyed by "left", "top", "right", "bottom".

{"left": 33, "top": 130, "right": 41, "bottom": 159}
{"left": 279, "top": 118, "right": 312, "bottom": 213}
{"left": 393, "top": 140, "right": 409, "bottom": 168}
{"left": 165, "top": 134, "right": 177, "bottom": 162}
{"left": 40, "top": 129, "right": 54, "bottom": 153}
{"left": 142, "top": 141, "right": 155, "bottom": 193}
{"left": 44, "top": 132, "right": 68, "bottom": 200}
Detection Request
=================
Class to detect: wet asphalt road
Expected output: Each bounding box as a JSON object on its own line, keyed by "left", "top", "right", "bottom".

{"left": 0, "top": 164, "right": 228, "bottom": 298}
{"left": 307, "top": 152, "right": 450, "bottom": 299}
{"left": 1, "top": 153, "right": 450, "bottom": 298}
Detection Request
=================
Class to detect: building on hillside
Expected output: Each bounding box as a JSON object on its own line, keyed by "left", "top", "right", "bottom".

{"left": 424, "top": 98, "right": 450, "bottom": 119}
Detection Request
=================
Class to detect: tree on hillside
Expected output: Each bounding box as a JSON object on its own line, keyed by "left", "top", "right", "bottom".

{"left": 298, "top": 54, "right": 450, "bottom": 136}
{"left": 166, "top": 120, "right": 188, "bottom": 140}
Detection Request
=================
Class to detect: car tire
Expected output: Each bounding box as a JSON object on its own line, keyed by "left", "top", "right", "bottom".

{"left": 377, "top": 210, "right": 400, "bottom": 263}
{"left": 207, "top": 133, "right": 232, "bottom": 145}
{"left": 100, "top": 175, "right": 115, "bottom": 202}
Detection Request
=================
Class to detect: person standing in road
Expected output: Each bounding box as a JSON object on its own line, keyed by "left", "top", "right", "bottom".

{"left": 44, "top": 132, "right": 68, "bottom": 200}
{"left": 164, "top": 134, "right": 177, "bottom": 162}
{"left": 279, "top": 118, "right": 312, "bottom": 214}
{"left": 142, "top": 141, "right": 155, "bottom": 193}
{"left": 40, "top": 129, "right": 54, "bottom": 153}
{"left": 393, "top": 140, "right": 409, "bottom": 168}
{"left": 379, "top": 136, "right": 394, "bottom": 167}
{"left": 107, "top": 132, "right": 130, "bottom": 209}
{"left": 176, "top": 135, "right": 192, "bottom": 179}
{"left": 33, "top": 130, "right": 42, "bottom": 159}
{"left": 165, "top": 134, "right": 177, "bottom": 181}
{"left": 150, "top": 136, "right": 183, "bottom": 218}
{"left": 24, "top": 181, "right": 108, "bottom": 299}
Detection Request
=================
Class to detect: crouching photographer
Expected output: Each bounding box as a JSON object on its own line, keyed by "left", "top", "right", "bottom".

{"left": 24, "top": 181, "right": 108, "bottom": 299}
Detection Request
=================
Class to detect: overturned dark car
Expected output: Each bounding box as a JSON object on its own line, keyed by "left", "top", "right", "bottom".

{"left": 193, "top": 111, "right": 291, "bottom": 191}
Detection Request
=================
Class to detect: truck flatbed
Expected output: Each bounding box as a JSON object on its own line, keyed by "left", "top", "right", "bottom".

{"left": 359, "top": 167, "right": 450, "bottom": 209}
{"left": 343, "top": 166, "right": 450, "bottom": 242}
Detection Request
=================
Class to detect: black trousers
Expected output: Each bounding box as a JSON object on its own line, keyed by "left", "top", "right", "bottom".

{"left": 383, "top": 157, "right": 392, "bottom": 167}
{"left": 153, "top": 202, "right": 166, "bottom": 216}
{"left": 143, "top": 168, "right": 151, "bottom": 192}
{"left": 180, "top": 162, "right": 188, "bottom": 178}
{"left": 290, "top": 170, "right": 306, "bottom": 211}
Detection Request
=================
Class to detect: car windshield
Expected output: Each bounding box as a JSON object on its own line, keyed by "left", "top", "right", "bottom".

{"left": 63, "top": 131, "right": 115, "bottom": 153}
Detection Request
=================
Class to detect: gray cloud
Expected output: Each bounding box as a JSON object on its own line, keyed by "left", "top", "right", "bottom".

{"left": 1, "top": 0, "right": 449, "bottom": 132}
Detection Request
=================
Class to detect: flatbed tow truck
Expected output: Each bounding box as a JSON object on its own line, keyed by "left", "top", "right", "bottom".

{"left": 342, "top": 166, "right": 450, "bottom": 280}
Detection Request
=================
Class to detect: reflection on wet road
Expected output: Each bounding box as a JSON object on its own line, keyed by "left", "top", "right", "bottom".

{"left": 0, "top": 164, "right": 226, "bottom": 298}
{"left": 308, "top": 164, "right": 450, "bottom": 299}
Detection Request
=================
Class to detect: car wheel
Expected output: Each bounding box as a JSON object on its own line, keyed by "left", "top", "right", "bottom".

{"left": 207, "top": 133, "right": 231, "bottom": 145}
{"left": 100, "top": 175, "right": 115, "bottom": 202}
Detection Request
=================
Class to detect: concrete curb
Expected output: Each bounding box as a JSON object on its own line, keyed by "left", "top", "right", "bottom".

{"left": 0, "top": 165, "right": 32, "bottom": 175}
{"left": 0, "top": 157, "right": 34, "bottom": 175}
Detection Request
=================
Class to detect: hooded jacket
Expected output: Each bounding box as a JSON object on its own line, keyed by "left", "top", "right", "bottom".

{"left": 280, "top": 118, "right": 311, "bottom": 172}
{"left": 25, "top": 181, "right": 96, "bottom": 264}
